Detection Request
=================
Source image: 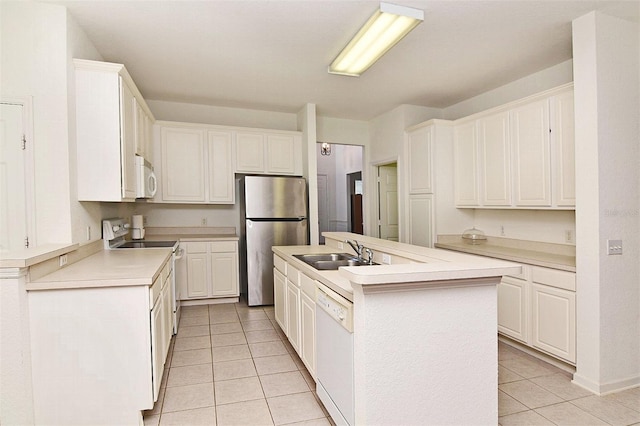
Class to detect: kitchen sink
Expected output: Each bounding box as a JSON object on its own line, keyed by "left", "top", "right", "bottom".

{"left": 293, "top": 253, "right": 377, "bottom": 270}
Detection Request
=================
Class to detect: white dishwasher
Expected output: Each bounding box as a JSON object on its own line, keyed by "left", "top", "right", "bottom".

{"left": 315, "top": 282, "right": 354, "bottom": 426}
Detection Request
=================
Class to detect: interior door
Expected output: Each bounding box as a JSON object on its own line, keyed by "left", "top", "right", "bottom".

{"left": 0, "top": 103, "right": 28, "bottom": 252}
{"left": 316, "top": 174, "right": 329, "bottom": 244}
{"left": 378, "top": 164, "right": 399, "bottom": 241}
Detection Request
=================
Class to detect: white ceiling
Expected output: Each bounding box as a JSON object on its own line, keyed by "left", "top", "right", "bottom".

{"left": 50, "top": 0, "right": 640, "bottom": 121}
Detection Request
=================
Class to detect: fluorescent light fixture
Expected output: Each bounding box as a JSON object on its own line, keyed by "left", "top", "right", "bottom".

{"left": 329, "top": 2, "right": 424, "bottom": 77}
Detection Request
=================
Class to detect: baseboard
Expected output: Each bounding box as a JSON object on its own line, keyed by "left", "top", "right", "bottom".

{"left": 498, "top": 335, "right": 576, "bottom": 374}
{"left": 572, "top": 372, "right": 640, "bottom": 396}
{"left": 181, "top": 297, "right": 239, "bottom": 307}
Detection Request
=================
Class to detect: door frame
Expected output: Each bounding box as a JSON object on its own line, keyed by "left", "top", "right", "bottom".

{"left": 1, "top": 96, "right": 36, "bottom": 248}
{"left": 371, "top": 157, "right": 400, "bottom": 240}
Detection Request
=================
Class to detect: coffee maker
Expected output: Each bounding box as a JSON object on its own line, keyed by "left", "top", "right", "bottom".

{"left": 131, "top": 215, "right": 145, "bottom": 240}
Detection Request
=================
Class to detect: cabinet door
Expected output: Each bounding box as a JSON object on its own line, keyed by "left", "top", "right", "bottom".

{"left": 511, "top": 100, "right": 551, "bottom": 206}
{"left": 236, "top": 132, "right": 265, "bottom": 172}
{"left": 478, "top": 112, "right": 511, "bottom": 206}
{"left": 274, "top": 269, "right": 287, "bottom": 333}
{"left": 161, "top": 279, "right": 173, "bottom": 364}
{"left": 286, "top": 280, "right": 300, "bottom": 353}
{"left": 531, "top": 283, "right": 576, "bottom": 363}
{"left": 266, "top": 134, "right": 296, "bottom": 175}
{"left": 551, "top": 89, "right": 576, "bottom": 207}
{"left": 210, "top": 252, "right": 239, "bottom": 297}
{"left": 134, "top": 99, "right": 147, "bottom": 158}
{"left": 161, "top": 127, "right": 206, "bottom": 202}
{"left": 186, "top": 254, "right": 209, "bottom": 298}
{"left": 407, "top": 126, "right": 433, "bottom": 194}
{"left": 453, "top": 122, "right": 480, "bottom": 206}
{"left": 208, "top": 131, "right": 235, "bottom": 203}
{"left": 497, "top": 277, "right": 528, "bottom": 343}
{"left": 408, "top": 194, "right": 433, "bottom": 247}
{"left": 120, "top": 78, "right": 137, "bottom": 200}
{"left": 300, "top": 291, "right": 316, "bottom": 377}
{"left": 150, "top": 291, "right": 163, "bottom": 401}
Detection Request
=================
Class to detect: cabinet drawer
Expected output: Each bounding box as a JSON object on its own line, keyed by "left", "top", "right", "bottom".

{"left": 187, "top": 242, "right": 208, "bottom": 254}
{"left": 532, "top": 266, "right": 575, "bottom": 291}
{"left": 506, "top": 264, "right": 530, "bottom": 280}
{"left": 210, "top": 241, "right": 237, "bottom": 253}
{"left": 274, "top": 255, "right": 287, "bottom": 275}
{"left": 299, "top": 272, "right": 316, "bottom": 298}
{"left": 287, "top": 264, "right": 300, "bottom": 287}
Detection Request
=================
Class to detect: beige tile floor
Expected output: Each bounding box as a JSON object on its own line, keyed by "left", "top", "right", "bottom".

{"left": 498, "top": 344, "right": 640, "bottom": 426}
{"left": 144, "top": 301, "right": 640, "bottom": 426}
{"left": 143, "top": 302, "right": 332, "bottom": 426}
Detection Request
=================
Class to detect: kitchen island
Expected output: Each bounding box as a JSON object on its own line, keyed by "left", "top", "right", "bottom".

{"left": 274, "top": 232, "right": 521, "bottom": 426}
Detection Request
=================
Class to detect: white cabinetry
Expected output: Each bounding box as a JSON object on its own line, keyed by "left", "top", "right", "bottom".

{"left": 135, "top": 99, "right": 154, "bottom": 160}
{"left": 478, "top": 111, "right": 512, "bottom": 206}
{"left": 28, "top": 257, "right": 172, "bottom": 424}
{"left": 182, "top": 241, "right": 239, "bottom": 300}
{"left": 453, "top": 84, "right": 575, "bottom": 210}
{"left": 453, "top": 121, "right": 480, "bottom": 206}
{"left": 531, "top": 267, "right": 576, "bottom": 363}
{"left": 511, "top": 99, "right": 551, "bottom": 206}
{"left": 75, "top": 59, "right": 154, "bottom": 202}
{"left": 407, "top": 194, "right": 433, "bottom": 248}
{"left": 406, "top": 125, "right": 433, "bottom": 194}
{"left": 273, "top": 255, "right": 317, "bottom": 378}
{"left": 498, "top": 264, "right": 576, "bottom": 364}
{"left": 236, "top": 131, "right": 302, "bottom": 175}
{"left": 159, "top": 124, "right": 235, "bottom": 204}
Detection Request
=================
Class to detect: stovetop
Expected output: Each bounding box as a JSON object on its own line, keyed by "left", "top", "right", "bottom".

{"left": 115, "top": 240, "right": 177, "bottom": 249}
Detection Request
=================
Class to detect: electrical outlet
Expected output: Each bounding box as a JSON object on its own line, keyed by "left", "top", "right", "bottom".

{"left": 201, "top": 218, "right": 207, "bottom": 226}
{"left": 565, "top": 230, "right": 573, "bottom": 243}
{"left": 143, "top": 216, "right": 148, "bottom": 226}
{"left": 59, "top": 254, "right": 68, "bottom": 267}
{"left": 86, "top": 226, "right": 91, "bottom": 241}
{"left": 607, "top": 239, "right": 623, "bottom": 255}
{"left": 382, "top": 253, "right": 392, "bottom": 264}
{"left": 500, "top": 226, "right": 505, "bottom": 236}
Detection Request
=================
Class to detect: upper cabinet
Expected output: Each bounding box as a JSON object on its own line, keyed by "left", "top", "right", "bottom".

{"left": 236, "top": 131, "right": 302, "bottom": 176}
{"left": 406, "top": 125, "right": 433, "bottom": 194}
{"left": 154, "top": 122, "right": 303, "bottom": 204}
{"left": 74, "top": 59, "right": 155, "bottom": 202}
{"left": 158, "top": 123, "right": 235, "bottom": 204}
{"left": 453, "top": 84, "right": 575, "bottom": 210}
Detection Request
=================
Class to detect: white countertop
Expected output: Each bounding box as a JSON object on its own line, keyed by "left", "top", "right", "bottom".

{"left": 28, "top": 249, "right": 172, "bottom": 291}
{"left": 274, "top": 237, "right": 521, "bottom": 301}
{"left": 0, "top": 243, "right": 78, "bottom": 268}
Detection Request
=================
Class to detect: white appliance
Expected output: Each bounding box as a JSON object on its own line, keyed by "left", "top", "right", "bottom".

{"left": 102, "top": 218, "right": 182, "bottom": 333}
{"left": 315, "top": 282, "right": 354, "bottom": 426}
{"left": 131, "top": 214, "right": 145, "bottom": 240}
{"left": 136, "top": 155, "right": 157, "bottom": 199}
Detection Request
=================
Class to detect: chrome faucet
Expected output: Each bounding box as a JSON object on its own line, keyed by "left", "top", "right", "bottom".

{"left": 364, "top": 247, "right": 374, "bottom": 265}
{"left": 346, "top": 239, "right": 363, "bottom": 259}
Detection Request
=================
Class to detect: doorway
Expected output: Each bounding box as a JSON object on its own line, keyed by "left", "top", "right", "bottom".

{"left": 316, "top": 143, "right": 364, "bottom": 243}
{"left": 0, "top": 102, "right": 32, "bottom": 252}
{"left": 377, "top": 163, "right": 399, "bottom": 241}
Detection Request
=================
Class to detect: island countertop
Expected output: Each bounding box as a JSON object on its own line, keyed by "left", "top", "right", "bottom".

{"left": 274, "top": 236, "right": 521, "bottom": 301}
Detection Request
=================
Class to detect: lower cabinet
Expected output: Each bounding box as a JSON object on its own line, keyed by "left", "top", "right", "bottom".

{"left": 150, "top": 261, "right": 173, "bottom": 401}
{"left": 274, "top": 255, "right": 317, "bottom": 378}
{"left": 497, "top": 264, "right": 576, "bottom": 364}
{"left": 182, "top": 240, "right": 239, "bottom": 300}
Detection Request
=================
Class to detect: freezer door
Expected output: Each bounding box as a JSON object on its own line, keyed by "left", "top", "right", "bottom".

{"left": 244, "top": 176, "right": 307, "bottom": 219}
{"left": 244, "top": 219, "right": 308, "bottom": 306}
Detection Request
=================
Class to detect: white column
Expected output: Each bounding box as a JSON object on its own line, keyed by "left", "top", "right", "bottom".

{"left": 572, "top": 11, "right": 640, "bottom": 394}
{"left": 0, "top": 267, "right": 35, "bottom": 425}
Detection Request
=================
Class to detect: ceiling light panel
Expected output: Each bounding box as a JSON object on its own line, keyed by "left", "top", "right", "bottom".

{"left": 329, "top": 2, "right": 424, "bottom": 77}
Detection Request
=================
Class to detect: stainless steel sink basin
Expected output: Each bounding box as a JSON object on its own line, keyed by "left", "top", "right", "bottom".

{"left": 293, "top": 253, "right": 377, "bottom": 270}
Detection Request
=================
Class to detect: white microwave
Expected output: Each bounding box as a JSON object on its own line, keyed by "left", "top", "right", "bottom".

{"left": 135, "top": 155, "right": 157, "bottom": 199}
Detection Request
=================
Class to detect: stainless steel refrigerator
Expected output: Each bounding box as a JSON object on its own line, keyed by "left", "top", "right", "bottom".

{"left": 239, "top": 176, "right": 308, "bottom": 306}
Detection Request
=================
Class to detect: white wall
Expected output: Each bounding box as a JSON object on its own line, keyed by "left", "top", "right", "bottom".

{"left": 147, "top": 100, "right": 298, "bottom": 131}
{"left": 1, "top": 2, "right": 72, "bottom": 244}
{"left": 368, "top": 105, "right": 441, "bottom": 238}
{"left": 572, "top": 11, "right": 640, "bottom": 394}
{"left": 443, "top": 60, "right": 574, "bottom": 120}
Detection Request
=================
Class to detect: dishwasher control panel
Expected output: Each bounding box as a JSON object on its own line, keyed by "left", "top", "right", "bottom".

{"left": 316, "top": 282, "right": 354, "bottom": 332}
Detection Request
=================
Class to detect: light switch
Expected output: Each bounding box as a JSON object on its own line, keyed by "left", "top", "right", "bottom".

{"left": 607, "top": 239, "right": 623, "bottom": 255}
